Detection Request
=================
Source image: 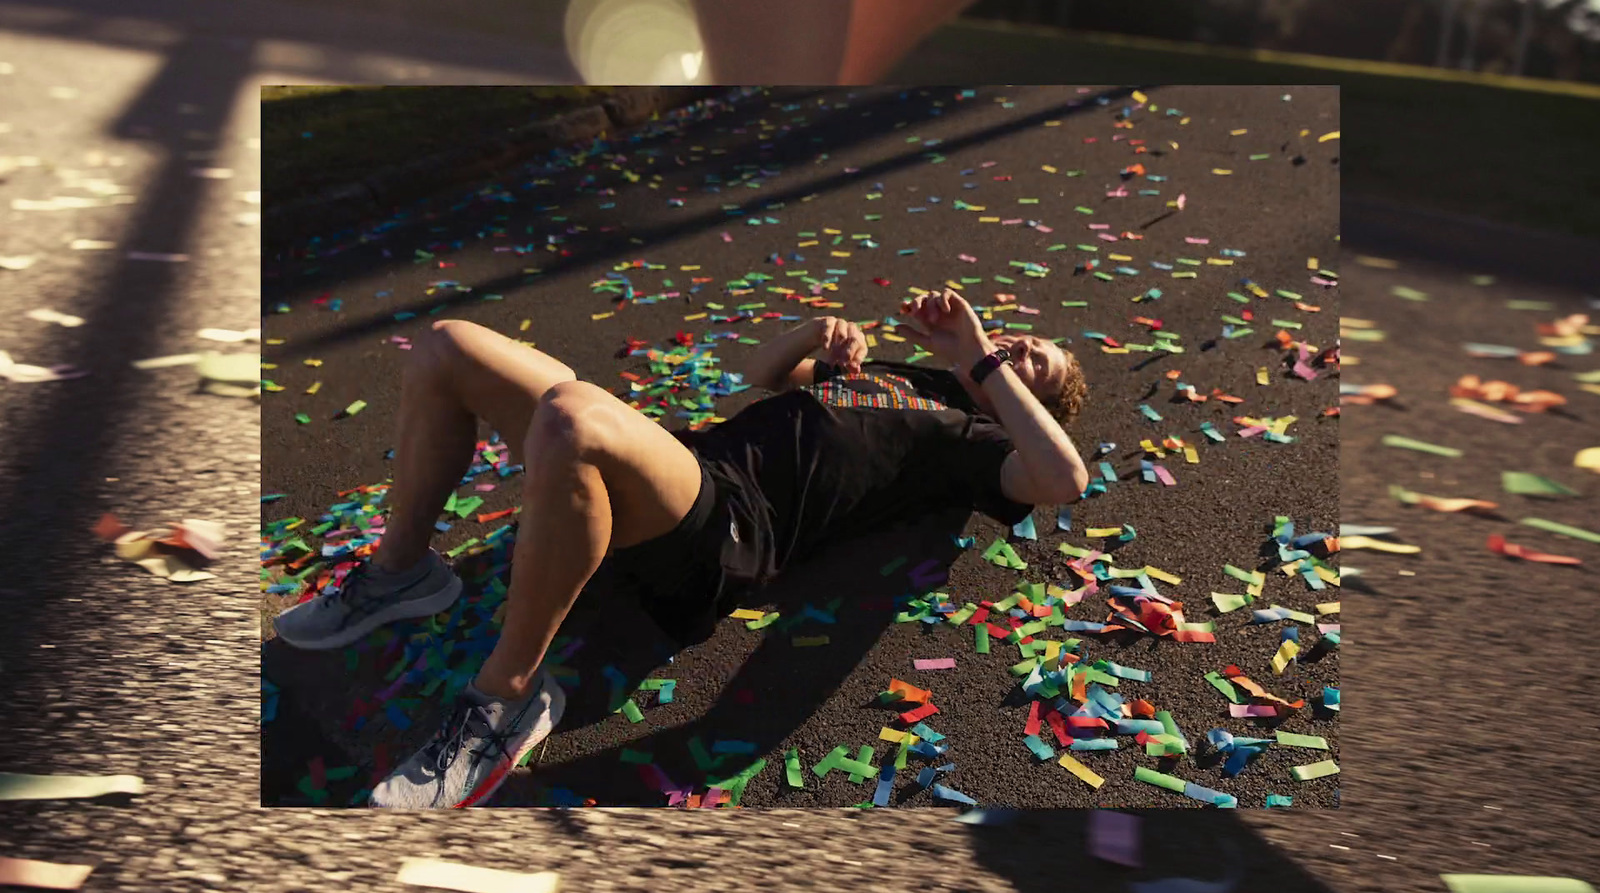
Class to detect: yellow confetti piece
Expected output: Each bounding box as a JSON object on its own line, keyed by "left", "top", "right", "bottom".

{"left": 1183, "top": 446, "right": 1199, "bottom": 464}
{"left": 682, "top": 312, "right": 708, "bottom": 321}
{"left": 680, "top": 265, "right": 700, "bottom": 271}
{"left": 1058, "top": 752, "right": 1105, "bottom": 788}
{"left": 305, "top": 381, "right": 321, "bottom": 395}
{"left": 1212, "top": 168, "right": 1233, "bottom": 175}
{"left": 1130, "top": 90, "right": 1147, "bottom": 104}
{"left": 1044, "top": 120, "right": 1061, "bottom": 126}
{"left": 882, "top": 333, "right": 906, "bottom": 343}
{"left": 830, "top": 251, "right": 852, "bottom": 258}
{"left": 1356, "top": 255, "right": 1399, "bottom": 269}
{"left": 1257, "top": 367, "right": 1270, "bottom": 386}
{"left": 1271, "top": 640, "right": 1301, "bottom": 675}
{"left": 1307, "top": 257, "right": 1319, "bottom": 270}
{"left": 1318, "top": 130, "right": 1340, "bottom": 142}
{"left": 1107, "top": 253, "right": 1133, "bottom": 262}
{"left": 965, "top": 205, "right": 986, "bottom": 212}
{"left": 1300, "top": 128, "right": 1311, "bottom": 137}
{"left": 591, "top": 312, "right": 614, "bottom": 321}
{"left": 823, "top": 228, "right": 841, "bottom": 235}
{"left": 1577, "top": 446, "right": 1600, "bottom": 472}
{"left": 1144, "top": 566, "right": 1182, "bottom": 586}
{"left": 261, "top": 363, "right": 278, "bottom": 371}
{"left": 1230, "top": 128, "right": 1248, "bottom": 135}
{"left": 797, "top": 240, "right": 819, "bottom": 247}
{"left": 978, "top": 216, "right": 1000, "bottom": 223}
{"left": 879, "top": 727, "right": 907, "bottom": 743}
{"left": 1316, "top": 602, "right": 1340, "bottom": 615}
{"left": 729, "top": 608, "right": 766, "bottom": 620}
{"left": 1314, "top": 565, "right": 1340, "bottom": 586}
{"left": 865, "top": 334, "right": 877, "bottom": 348}
{"left": 1206, "top": 258, "right": 1233, "bottom": 265}
{"left": 1085, "top": 527, "right": 1123, "bottom": 538}
{"left": 1102, "top": 346, "right": 1130, "bottom": 354}
{"left": 1581, "top": 383, "right": 1600, "bottom": 396}
{"left": 519, "top": 319, "right": 531, "bottom": 332}
{"left": 303, "top": 358, "right": 322, "bottom": 367}
{"left": 1339, "top": 535, "right": 1421, "bottom": 554}
{"left": 1041, "top": 164, "right": 1058, "bottom": 173}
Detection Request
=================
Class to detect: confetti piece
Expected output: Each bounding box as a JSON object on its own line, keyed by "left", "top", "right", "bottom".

{"left": 1381, "top": 435, "right": 1461, "bottom": 457}
{"left": 1088, "top": 810, "right": 1141, "bottom": 867}
{"left": 394, "top": 858, "right": 560, "bottom": 893}
{"left": 24, "top": 308, "right": 84, "bottom": 327}
{"left": 1440, "top": 877, "right": 1595, "bottom": 893}
{"left": 1575, "top": 447, "right": 1600, "bottom": 473}
{"left": 1488, "top": 533, "right": 1582, "bottom": 565}
{"left": 1275, "top": 731, "right": 1328, "bottom": 750}
{"left": 1057, "top": 752, "right": 1105, "bottom": 788}
{"left": 1338, "top": 535, "right": 1420, "bottom": 554}
{"left": 1389, "top": 484, "right": 1498, "bottom": 514}
{"left": 1519, "top": 518, "right": 1600, "bottom": 544}
{"left": 914, "top": 658, "right": 956, "bottom": 671}
{"left": 1502, "top": 472, "right": 1578, "bottom": 497}
{"left": 0, "top": 857, "right": 94, "bottom": 890}
{"left": 0, "top": 772, "right": 145, "bottom": 800}
{"left": 1289, "top": 760, "right": 1339, "bottom": 781}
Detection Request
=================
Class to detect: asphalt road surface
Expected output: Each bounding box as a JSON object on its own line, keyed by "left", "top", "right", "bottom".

{"left": 259, "top": 83, "right": 1341, "bottom": 813}
{"left": 2, "top": 2, "right": 1598, "bottom": 891}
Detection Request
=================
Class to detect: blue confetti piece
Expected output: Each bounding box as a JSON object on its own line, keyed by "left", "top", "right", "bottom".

{"left": 930, "top": 783, "right": 977, "bottom": 805}
{"left": 384, "top": 704, "right": 411, "bottom": 731}
{"left": 1012, "top": 514, "right": 1038, "bottom": 540}
{"left": 1056, "top": 507, "right": 1072, "bottom": 531}
{"left": 911, "top": 722, "right": 945, "bottom": 743}
{"left": 873, "top": 765, "right": 895, "bottom": 806}
{"left": 1265, "top": 794, "right": 1293, "bottom": 807}
{"left": 712, "top": 740, "right": 757, "bottom": 755}
{"left": 916, "top": 767, "right": 936, "bottom": 788}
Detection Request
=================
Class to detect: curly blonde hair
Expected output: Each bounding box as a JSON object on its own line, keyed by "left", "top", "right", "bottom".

{"left": 1049, "top": 348, "right": 1088, "bottom": 429}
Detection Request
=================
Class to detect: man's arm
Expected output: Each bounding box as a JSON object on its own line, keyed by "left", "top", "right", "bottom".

{"left": 975, "top": 359, "right": 1091, "bottom": 504}
{"left": 742, "top": 319, "right": 826, "bottom": 391}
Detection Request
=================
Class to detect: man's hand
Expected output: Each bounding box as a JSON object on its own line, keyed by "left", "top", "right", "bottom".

{"left": 900, "top": 288, "right": 993, "bottom": 368}
{"left": 815, "top": 316, "right": 867, "bottom": 374}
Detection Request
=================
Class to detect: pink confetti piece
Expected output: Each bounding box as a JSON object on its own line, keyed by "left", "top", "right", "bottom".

{"left": 702, "top": 788, "right": 724, "bottom": 808}
{"left": 958, "top": 254, "right": 978, "bottom": 263}
{"left": 1088, "top": 810, "right": 1142, "bottom": 868}
{"left": 1106, "top": 187, "right": 1128, "bottom": 198}
{"left": 980, "top": 161, "right": 998, "bottom": 168}
{"left": 474, "top": 483, "right": 496, "bottom": 492}
{"left": 1184, "top": 237, "right": 1210, "bottom": 244}
{"left": 720, "top": 232, "right": 732, "bottom": 243}
{"left": 1017, "top": 306, "right": 1040, "bottom": 315}
{"left": 1176, "top": 193, "right": 1187, "bottom": 210}
{"left": 1087, "top": 223, "right": 1110, "bottom": 230}
{"left": 1310, "top": 276, "right": 1337, "bottom": 287}
{"left": 1229, "top": 704, "right": 1280, "bottom": 718}
{"left": 1317, "top": 624, "right": 1340, "bottom": 634}
{"left": 1001, "top": 218, "right": 1023, "bottom": 225}
{"left": 1238, "top": 427, "right": 1265, "bottom": 438}
{"left": 1153, "top": 465, "right": 1176, "bottom": 486}
{"left": 914, "top": 658, "right": 957, "bottom": 670}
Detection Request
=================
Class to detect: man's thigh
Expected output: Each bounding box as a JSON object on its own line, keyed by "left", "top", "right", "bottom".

{"left": 532, "top": 380, "right": 705, "bottom": 550}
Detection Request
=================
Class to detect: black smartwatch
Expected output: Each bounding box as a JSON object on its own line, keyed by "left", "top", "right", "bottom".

{"left": 969, "top": 347, "right": 1012, "bottom": 385}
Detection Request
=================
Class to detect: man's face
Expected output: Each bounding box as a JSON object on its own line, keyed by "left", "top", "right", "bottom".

{"left": 989, "top": 333, "right": 1067, "bottom": 403}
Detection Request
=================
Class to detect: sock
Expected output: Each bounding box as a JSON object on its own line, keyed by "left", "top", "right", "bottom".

{"left": 370, "top": 551, "right": 433, "bottom": 582}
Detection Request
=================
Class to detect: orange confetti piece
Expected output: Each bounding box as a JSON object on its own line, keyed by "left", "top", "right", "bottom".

{"left": 93, "top": 512, "right": 128, "bottom": 541}
{"left": 1487, "top": 533, "right": 1581, "bottom": 565}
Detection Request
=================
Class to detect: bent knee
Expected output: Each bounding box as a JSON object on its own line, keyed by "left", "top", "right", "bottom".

{"left": 526, "top": 380, "right": 618, "bottom": 457}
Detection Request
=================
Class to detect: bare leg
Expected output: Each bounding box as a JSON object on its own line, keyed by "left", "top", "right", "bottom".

{"left": 372, "top": 320, "right": 577, "bottom": 573}
{"left": 472, "top": 380, "right": 704, "bottom": 701}
{"left": 690, "top": 0, "right": 852, "bottom": 83}
{"left": 837, "top": 0, "right": 980, "bottom": 84}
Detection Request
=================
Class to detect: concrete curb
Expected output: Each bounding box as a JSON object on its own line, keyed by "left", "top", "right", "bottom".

{"left": 264, "top": 86, "right": 719, "bottom": 251}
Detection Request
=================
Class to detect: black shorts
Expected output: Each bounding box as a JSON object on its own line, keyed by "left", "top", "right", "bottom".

{"left": 606, "top": 457, "right": 767, "bottom": 647}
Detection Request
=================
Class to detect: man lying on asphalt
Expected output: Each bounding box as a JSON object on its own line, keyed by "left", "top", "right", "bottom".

{"left": 273, "top": 287, "right": 1091, "bottom": 808}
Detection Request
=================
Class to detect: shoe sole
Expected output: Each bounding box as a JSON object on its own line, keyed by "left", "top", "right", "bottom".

{"left": 276, "top": 574, "right": 463, "bottom": 651}
{"left": 454, "top": 673, "right": 567, "bottom": 809}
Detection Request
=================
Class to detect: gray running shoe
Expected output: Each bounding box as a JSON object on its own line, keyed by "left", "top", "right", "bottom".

{"left": 369, "top": 669, "right": 566, "bottom": 808}
{"left": 272, "top": 550, "right": 462, "bottom": 651}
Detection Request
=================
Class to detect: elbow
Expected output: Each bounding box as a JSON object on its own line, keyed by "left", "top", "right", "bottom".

{"left": 1055, "top": 465, "right": 1090, "bottom": 504}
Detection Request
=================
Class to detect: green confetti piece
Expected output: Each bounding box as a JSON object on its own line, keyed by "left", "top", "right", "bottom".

{"left": 1502, "top": 472, "right": 1578, "bottom": 497}
{"left": 620, "top": 748, "right": 653, "bottom": 764}
{"left": 846, "top": 746, "right": 876, "bottom": 784}
{"left": 1074, "top": 206, "right": 1094, "bottom": 215}
{"left": 1519, "top": 517, "right": 1600, "bottom": 544}
{"left": 1382, "top": 435, "right": 1462, "bottom": 457}
{"left": 1226, "top": 291, "right": 1250, "bottom": 303}
{"left": 1265, "top": 794, "right": 1293, "bottom": 807}
{"left": 745, "top": 611, "right": 781, "bottom": 631}
{"left": 1391, "top": 285, "right": 1429, "bottom": 301}
{"left": 1271, "top": 319, "right": 1302, "bottom": 329}
{"left": 813, "top": 745, "right": 849, "bottom": 778}
{"left": 975, "top": 624, "right": 990, "bottom": 654}
{"left": 1211, "top": 592, "right": 1252, "bottom": 613}
{"left": 342, "top": 400, "right": 367, "bottom": 417}
{"left": 1290, "top": 759, "right": 1340, "bottom": 781}
{"left": 620, "top": 700, "right": 644, "bottom": 723}
{"left": 785, "top": 748, "right": 804, "bottom": 788}
{"left": 1205, "top": 671, "right": 1243, "bottom": 704}
{"left": 1223, "top": 564, "right": 1265, "bottom": 586}
{"left": 1275, "top": 731, "right": 1329, "bottom": 750}
{"left": 1506, "top": 300, "right": 1554, "bottom": 311}
{"left": 294, "top": 413, "right": 312, "bottom": 425}
{"left": 1133, "top": 766, "right": 1187, "bottom": 794}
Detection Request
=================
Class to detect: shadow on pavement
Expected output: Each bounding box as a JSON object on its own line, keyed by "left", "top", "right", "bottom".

{"left": 262, "top": 84, "right": 1139, "bottom": 355}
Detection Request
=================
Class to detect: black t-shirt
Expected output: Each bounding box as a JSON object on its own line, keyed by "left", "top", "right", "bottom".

{"left": 674, "top": 358, "right": 1034, "bottom": 587}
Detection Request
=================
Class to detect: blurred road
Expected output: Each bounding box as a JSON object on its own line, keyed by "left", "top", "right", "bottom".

{"left": 1, "top": 2, "right": 1597, "bottom": 892}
